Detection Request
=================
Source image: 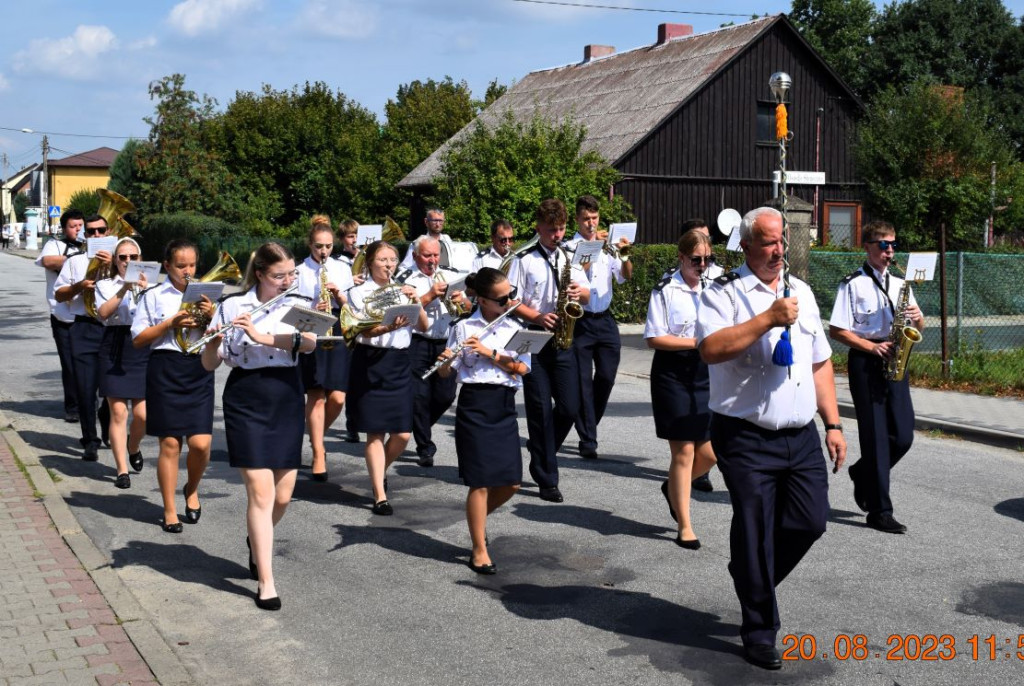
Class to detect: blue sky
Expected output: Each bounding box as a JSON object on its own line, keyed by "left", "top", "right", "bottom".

{"left": 1, "top": 0, "right": 1023, "bottom": 172}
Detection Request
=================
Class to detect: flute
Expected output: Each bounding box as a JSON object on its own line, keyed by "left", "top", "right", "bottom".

{"left": 420, "top": 302, "right": 522, "bottom": 380}
{"left": 185, "top": 285, "right": 299, "bottom": 354}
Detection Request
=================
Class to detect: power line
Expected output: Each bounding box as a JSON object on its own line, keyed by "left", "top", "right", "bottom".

{"left": 0, "top": 125, "right": 138, "bottom": 140}
{"left": 512, "top": 0, "right": 751, "bottom": 17}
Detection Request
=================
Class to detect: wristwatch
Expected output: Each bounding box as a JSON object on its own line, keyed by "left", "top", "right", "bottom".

{"left": 824, "top": 423, "right": 843, "bottom": 432}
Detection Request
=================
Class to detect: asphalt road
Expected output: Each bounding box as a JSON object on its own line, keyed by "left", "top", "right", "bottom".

{"left": 2, "top": 250, "right": 1024, "bottom": 686}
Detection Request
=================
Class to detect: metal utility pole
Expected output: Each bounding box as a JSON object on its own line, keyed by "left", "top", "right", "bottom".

{"left": 41, "top": 135, "right": 50, "bottom": 232}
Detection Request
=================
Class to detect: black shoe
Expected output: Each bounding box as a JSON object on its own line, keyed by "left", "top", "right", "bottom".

{"left": 162, "top": 521, "right": 183, "bottom": 534}
{"left": 82, "top": 444, "right": 99, "bottom": 462}
{"left": 866, "top": 513, "right": 907, "bottom": 534}
{"left": 344, "top": 432, "right": 360, "bottom": 443}
{"left": 579, "top": 445, "right": 598, "bottom": 459}
{"left": 64, "top": 413, "right": 79, "bottom": 423}
{"left": 538, "top": 487, "right": 564, "bottom": 503}
{"left": 674, "top": 535, "right": 700, "bottom": 550}
{"left": 660, "top": 480, "right": 678, "bottom": 523}
{"left": 183, "top": 485, "right": 201, "bottom": 524}
{"left": 114, "top": 473, "right": 131, "bottom": 489}
{"left": 692, "top": 473, "right": 713, "bottom": 492}
{"left": 469, "top": 560, "right": 497, "bottom": 575}
{"left": 372, "top": 500, "right": 393, "bottom": 516}
{"left": 417, "top": 454, "right": 434, "bottom": 468}
{"left": 744, "top": 644, "right": 782, "bottom": 670}
{"left": 311, "top": 471, "right": 329, "bottom": 482}
{"left": 246, "top": 537, "right": 258, "bottom": 580}
{"left": 849, "top": 470, "right": 869, "bottom": 513}
{"left": 255, "top": 589, "right": 282, "bottom": 611}
{"left": 128, "top": 448, "right": 143, "bottom": 473}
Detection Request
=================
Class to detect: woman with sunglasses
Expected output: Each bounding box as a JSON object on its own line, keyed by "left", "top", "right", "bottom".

{"left": 645, "top": 229, "right": 718, "bottom": 550}
{"left": 201, "top": 242, "right": 315, "bottom": 610}
{"left": 94, "top": 238, "right": 151, "bottom": 488}
{"left": 131, "top": 239, "right": 216, "bottom": 533}
{"left": 345, "top": 241, "right": 427, "bottom": 515}
{"left": 296, "top": 216, "right": 353, "bottom": 481}
{"left": 438, "top": 268, "right": 529, "bottom": 575}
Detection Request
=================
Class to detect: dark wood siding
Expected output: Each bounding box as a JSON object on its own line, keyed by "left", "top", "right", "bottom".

{"left": 617, "top": 22, "right": 864, "bottom": 244}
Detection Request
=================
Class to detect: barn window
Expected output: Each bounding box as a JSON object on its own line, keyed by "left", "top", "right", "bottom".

{"left": 756, "top": 100, "right": 790, "bottom": 146}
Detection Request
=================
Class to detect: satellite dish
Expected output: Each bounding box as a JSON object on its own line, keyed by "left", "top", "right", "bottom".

{"left": 717, "top": 208, "right": 742, "bottom": 237}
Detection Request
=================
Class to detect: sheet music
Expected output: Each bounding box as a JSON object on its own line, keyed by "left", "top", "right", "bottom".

{"left": 505, "top": 329, "right": 553, "bottom": 355}
{"left": 357, "top": 225, "right": 383, "bottom": 245}
{"left": 609, "top": 222, "right": 637, "bottom": 245}
{"left": 182, "top": 282, "right": 225, "bottom": 304}
{"left": 281, "top": 305, "right": 337, "bottom": 335}
{"left": 381, "top": 303, "right": 423, "bottom": 326}
{"left": 123, "top": 261, "right": 161, "bottom": 284}
{"left": 86, "top": 236, "right": 118, "bottom": 258}
{"left": 726, "top": 229, "right": 743, "bottom": 252}
{"left": 571, "top": 240, "right": 604, "bottom": 265}
{"left": 904, "top": 252, "right": 937, "bottom": 281}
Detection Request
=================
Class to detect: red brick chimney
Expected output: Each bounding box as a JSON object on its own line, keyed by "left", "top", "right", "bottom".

{"left": 583, "top": 44, "right": 615, "bottom": 62}
{"left": 657, "top": 23, "right": 693, "bottom": 44}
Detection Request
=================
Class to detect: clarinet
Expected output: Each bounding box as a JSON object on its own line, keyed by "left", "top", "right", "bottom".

{"left": 420, "top": 303, "right": 522, "bottom": 380}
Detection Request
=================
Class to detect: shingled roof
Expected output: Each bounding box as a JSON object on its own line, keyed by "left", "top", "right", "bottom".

{"left": 48, "top": 147, "right": 119, "bottom": 168}
{"left": 398, "top": 15, "right": 780, "bottom": 189}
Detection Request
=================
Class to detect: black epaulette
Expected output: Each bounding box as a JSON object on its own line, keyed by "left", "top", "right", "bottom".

{"left": 475, "top": 248, "right": 488, "bottom": 258}
{"left": 137, "top": 284, "right": 160, "bottom": 297}
{"left": 394, "top": 268, "right": 413, "bottom": 284}
{"left": 439, "top": 265, "right": 459, "bottom": 273}
{"left": 653, "top": 275, "right": 672, "bottom": 292}
{"left": 218, "top": 291, "right": 247, "bottom": 303}
{"left": 840, "top": 269, "right": 863, "bottom": 285}
{"left": 713, "top": 272, "right": 741, "bottom": 286}
{"left": 289, "top": 293, "right": 312, "bottom": 302}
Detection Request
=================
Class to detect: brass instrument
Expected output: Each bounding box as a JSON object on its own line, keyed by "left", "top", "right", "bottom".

{"left": 83, "top": 189, "right": 138, "bottom": 318}
{"left": 553, "top": 249, "right": 584, "bottom": 350}
{"left": 499, "top": 233, "right": 539, "bottom": 276}
{"left": 350, "top": 216, "right": 406, "bottom": 276}
{"left": 173, "top": 251, "right": 242, "bottom": 353}
{"left": 318, "top": 259, "right": 336, "bottom": 350}
{"left": 337, "top": 275, "right": 415, "bottom": 348}
{"left": 884, "top": 261, "right": 924, "bottom": 382}
{"left": 434, "top": 271, "right": 470, "bottom": 317}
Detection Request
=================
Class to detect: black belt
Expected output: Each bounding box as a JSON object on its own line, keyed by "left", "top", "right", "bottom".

{"left": 581, "top": 310, "right": 611, "bottom": 319}
{"left": 74, "top": 315, "right": 102, "bottom": 325}
{"left": 413, "top": 333, "right": 446, "bottom": 343}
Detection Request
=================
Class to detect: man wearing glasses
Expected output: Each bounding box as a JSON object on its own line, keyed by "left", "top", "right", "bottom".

{"left": 401, "top": 207, "right": 452, "bottom": 271}
{"left": 472, "top": 219, "right": 515, "bottom": 271}
{"left": 829, "top": 220, "right": 923, "bottom": 534}
{"left": 54, "top": 214, "right": 113, "bottom": 461}
{"left": 565, "top": 195, "right": 632, "bottom": 460}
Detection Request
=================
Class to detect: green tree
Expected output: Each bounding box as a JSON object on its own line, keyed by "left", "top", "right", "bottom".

{"left": 13, "top": 192, "right": 28, "bottom": 222}
{"left": 789, "top": 0, "right": 876, "bottom": 95}
{"left": 376, "top": 77, "right": 477, "bottom": 223}
{"left": 66, "top": 188, "right": 101, "bottom": 217}
{"left": 474, "top": 78, "right": 508, "bottom": 112}
{"left": 433, "top": 109, "right": 632, "bottom": 243}
{"left": 106, "top": 138, "right": 145, "bottom": 204}
{"left": 855, "top": 81, "right": 1024, "bottom": 249}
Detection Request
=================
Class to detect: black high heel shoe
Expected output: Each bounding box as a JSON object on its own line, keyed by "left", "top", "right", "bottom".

{"left": 674, "top": 535, "right": 701, "bottom": 550}
{"left": 183, "top": 484, "right": 201, "bottom": 524}
{"left": 162, "top": 520, "right": 183, "bottom": 534}
{"left": 246, "top": 537, "right": 258, "bottom": 580}
{"left": 254, "top": 587, "right": 281, "bottom": 611}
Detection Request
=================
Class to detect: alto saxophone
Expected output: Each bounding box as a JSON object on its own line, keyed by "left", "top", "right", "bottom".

{"left": 319, "top": 259, "right": 336, "bottom": 350}
{"left": 884, "top": 261, "right": 923, "bottom": 382}
{"left": 553, "top": 250, "right": 583, "bottom": 350}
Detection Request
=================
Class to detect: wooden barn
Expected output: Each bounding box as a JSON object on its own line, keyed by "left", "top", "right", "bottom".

{"left": 398, "top": 14, "right": 866, "bottom": 246}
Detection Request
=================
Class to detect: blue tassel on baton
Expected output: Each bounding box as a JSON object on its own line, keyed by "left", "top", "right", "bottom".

{"left": 772, "top": 327, "right": 794, "bottom": 367}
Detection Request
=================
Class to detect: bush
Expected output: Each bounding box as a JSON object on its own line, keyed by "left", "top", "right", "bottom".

{"left": 67, "top": 188, "right": 102, "bottom": 218}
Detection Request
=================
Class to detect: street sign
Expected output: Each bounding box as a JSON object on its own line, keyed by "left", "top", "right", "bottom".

{"left": 48, "top": 205, "right": 61, "bottom": 218}
{"left": 772, "top": 171, "right": 826, "bottom": 185}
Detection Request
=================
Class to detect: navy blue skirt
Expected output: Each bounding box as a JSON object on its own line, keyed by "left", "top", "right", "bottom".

{"left": 145, "top": 350, "right": 215, "bottom": 437}
{"left": 650, "top": 349, "right": 711, "bottom": 441}
{"left": 455, "top": 384, "right": 522, "bottom": 488}
{"left": 300, "top": 338, "right": 351, "bottom": 392}
{"left": 224, "top": 366, "right": 304, "bottom": 469}
{"left": 345, "top": 345, "right": 412, "bottom": 434}
{"left": 99, "top": 326, "right": 151, "bottom": 399}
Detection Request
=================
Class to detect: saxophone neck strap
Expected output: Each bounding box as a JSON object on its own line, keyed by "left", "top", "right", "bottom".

{"left": 863, "top": 262, "right": 894, "bottom": 316}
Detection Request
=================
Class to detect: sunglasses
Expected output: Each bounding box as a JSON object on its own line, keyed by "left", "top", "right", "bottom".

{"left": 497, "top": 237, "right": 515, "bottom": 244}
{"left": 689, "top": 255, "right": 711, "bottom": 266}
{"left": 481, "top": 286, "right": 518, "bottom": 306}
{"left": 867, "top": 239, "right": 898, "bottom": 251}
{"left": 84, "top": 228, "right": 107, "bottom": 236}
{"left": 117, "top": 254, "right": 141, "bottom": 262}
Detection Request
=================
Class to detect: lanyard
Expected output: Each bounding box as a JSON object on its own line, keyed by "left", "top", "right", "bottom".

{"left": 863, "top": 263, "right": 894, "bottom": 316}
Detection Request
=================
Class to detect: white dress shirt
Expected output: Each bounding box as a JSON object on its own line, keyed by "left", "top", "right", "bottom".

{"left": 36, "top": 237, "right": 81, "bottom": 322}
{"left": 296, "top": 255, "right": 354, "bottom": 309}
{"left": 829, "top": 264, "right": 918, "bottom": 340}
{"left": 95, "top": 276, "right": 140, "bottom": 327}
{"left": 347, "top": 279, "right": 413, "bottom": 349}
{"left": 471, "top": 246, "right": 505, "bottom": 272}
{"left": 510, "top": 244, "right": 589, "bottom": 315}
{"left": 445, "top": 310, "right": 530, "bottom": 389}
{"left": 696, "top": 263, "right": 833, "bottom": 430}
{"left": 131, "top": 280, "right": 190, "bottom": 352}
{"left": 405, "top": 267, "right": 458, "bottom": 340}
{"left": 644, "top": 270, "right": 703, "bottom": 339}
{"left": 53, "top": 253, "right": 94, "bottom": 318}
{"left": 215, "top": 288, "right": 309, "bottom": 369}
{"left": 565, "top": 233, "right": 624, "bottom": 314}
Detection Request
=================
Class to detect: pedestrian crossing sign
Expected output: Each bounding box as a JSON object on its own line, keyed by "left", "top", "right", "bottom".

{"left": 48, "top": 206, "right": 61, "bottom": 218}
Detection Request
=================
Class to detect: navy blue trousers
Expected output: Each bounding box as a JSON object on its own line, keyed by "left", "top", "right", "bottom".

{"left": 50, "top": 315, "right": 78, "bottom": 416}
{"left": 572, "top": 312, "right": 620, "bottom": 451}
{"left": 522, "top": 342, "right": 579, "bottom": 490}
{"left": 711, "top": 413, "right": 829, "bottom": 648}
{"left": 69, "top": 316, "right": 109, "bottom": 449}
{"left": 846, "top": 348, "right": 914, "bottom": 516}
{"left": 410, "top": 335, "right": 457, "bottom": 458}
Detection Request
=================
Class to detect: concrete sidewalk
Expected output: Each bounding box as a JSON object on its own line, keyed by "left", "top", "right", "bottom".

{"left": 619, "top": 326, "right": 1024, "bottom": 450}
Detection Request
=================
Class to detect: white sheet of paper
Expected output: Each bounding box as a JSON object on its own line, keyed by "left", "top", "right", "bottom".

{"left": 726, "top": 229, "right": 743, "bottom": 252}
{"left": 505, "top": 329, "right": 553, "bottom": 356}
{"left": 381, "top": 303, "right": 423, "bottom": 326}
{"left": 182, "top": 282, "right": 225, "bottom": 304}
{"left": 440, "top": 272, "right": 467, "bottom": 292}
{"left": 903, "top": 252, "right": 937, "bottom": 282}
{"left": 281, "top": 305, "right": 337, "bottom": 335}
{"left": 123, "top": 260, "right": 161, "bottom": 284}
{"left": 571, "top": 240, "right": 604, "bottom": 265}
{"left": 609, "top": 222, "right": 637, "bottom": 245}
{"left": 357, "top": 225, "right": 383, "bottom": 245}
{"left": 86, "top": 236, "right": 118, "bottom": 258}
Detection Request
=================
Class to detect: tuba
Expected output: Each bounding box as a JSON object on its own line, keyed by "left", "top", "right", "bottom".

{"left": 83, "top": 189, "right": 139, "bottom": 318}
{"left": 884, "top": 260, "right": 923, "bottom": 382}
{"left": 173, "top": 251, "right": 242, "bottom": 353}
{"left": 553, "top": 248, "right": 584, "bottom": 350}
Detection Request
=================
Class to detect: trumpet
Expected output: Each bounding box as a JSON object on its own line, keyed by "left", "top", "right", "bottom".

{"left": 421, "top": 303, "right": 522, "bottom": 379}
{"left": 185, "top": 285, "right": 299, "bottom": 354}
{"left": 434, "top": 271, "right": 470, "bottom": 317}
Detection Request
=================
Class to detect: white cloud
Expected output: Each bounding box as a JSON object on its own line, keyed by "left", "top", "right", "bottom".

{"left": 12, "top": 25, "right": 118, "bottom": 81}
{"left": 168, "top": 0, "right": 260, "bottom": 37}
{"left": 0, "top": 73, "right": 9, "bottom": 92}
{"left": 127, "top": 36, "right": 159, "bottom": 51}
{"left": 296, "top": 0, "right": 378, "bottom": 40}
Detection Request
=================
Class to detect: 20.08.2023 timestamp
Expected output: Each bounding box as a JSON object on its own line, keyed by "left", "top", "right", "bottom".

{"left": 781, "top": 634, "right": 1024, "bottom": 661}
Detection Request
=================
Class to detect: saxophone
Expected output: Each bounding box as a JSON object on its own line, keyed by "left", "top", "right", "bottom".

{"left": 319, "top": 259, "right": 335, "bottom": 350}
{"left": 884, "top": 261, "right": 923, "bottom": 382}
{"left": 553, "top": 249, "right": 584, "bottom": 350}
